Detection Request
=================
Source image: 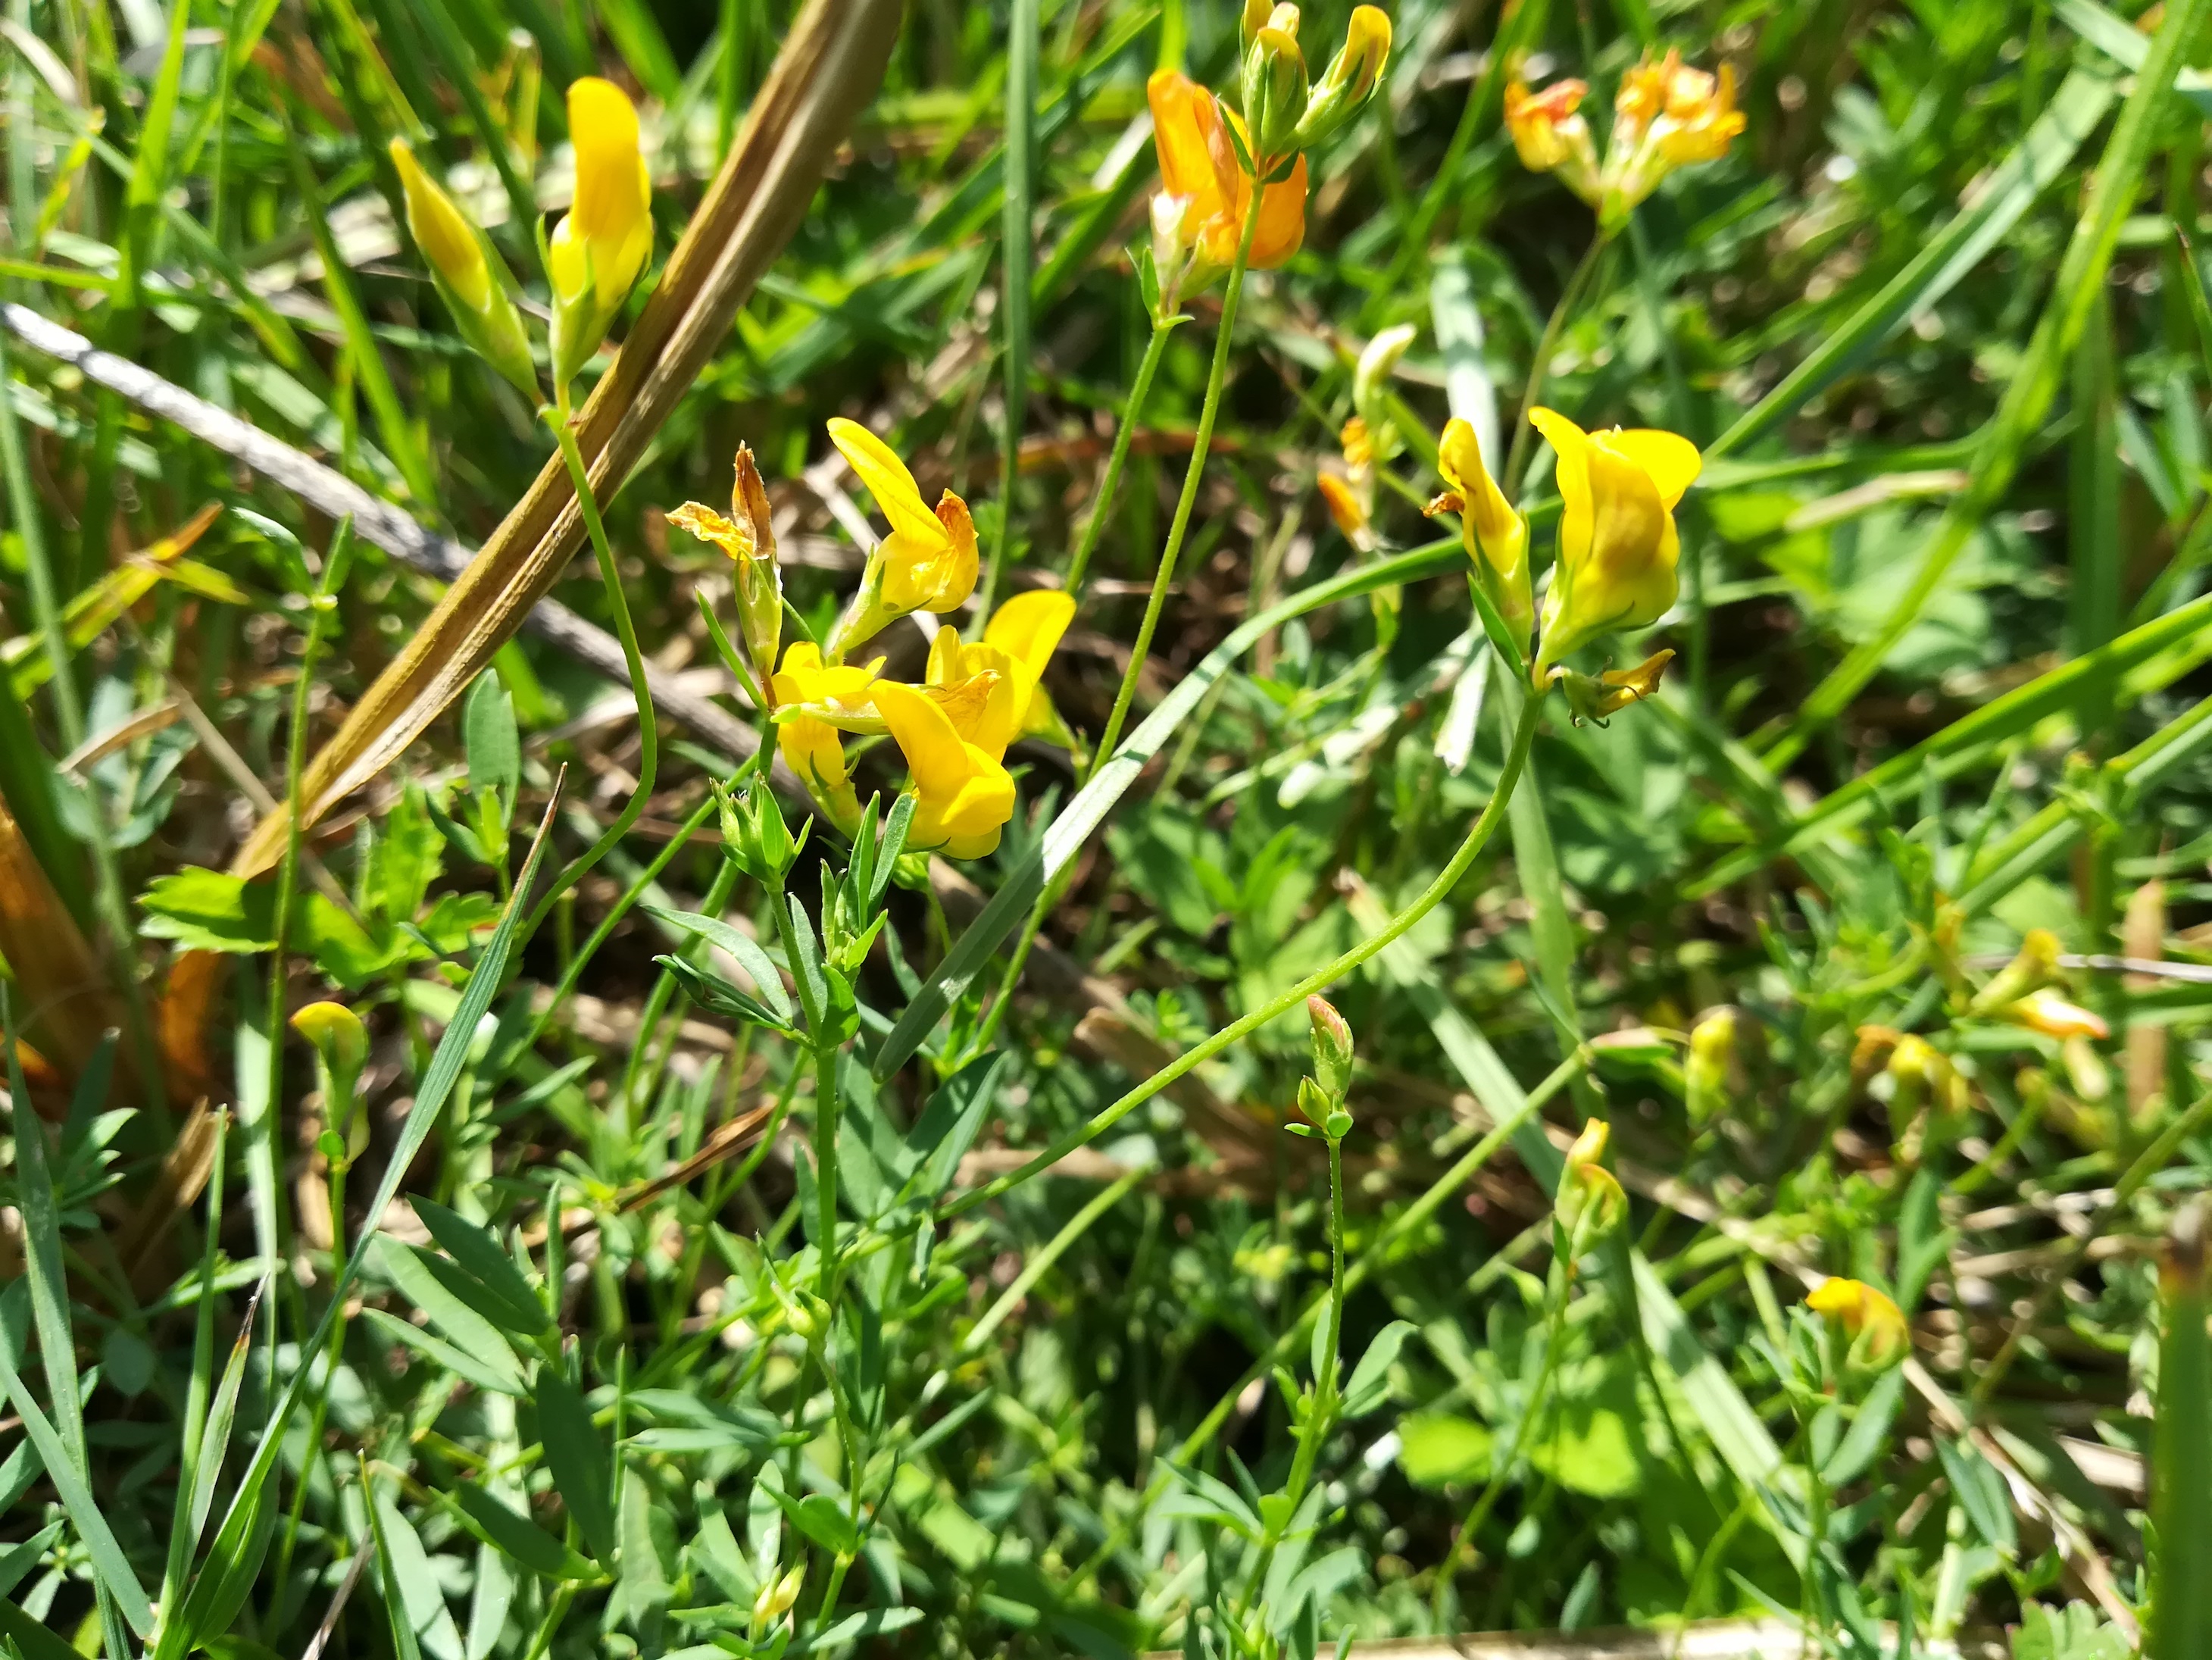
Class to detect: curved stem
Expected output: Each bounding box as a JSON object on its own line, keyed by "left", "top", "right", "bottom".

{"left": 1089, "top": 186, "right": 1267, "bottom": 774}
{"left": 524, "top": 417, "right": 660, "bottom": 943}
{"left": 942, "top": 687, "right": 1547, "bottom": 1222}
{"left": 1501, "top": 231, "right": 1612, "bottom": 495}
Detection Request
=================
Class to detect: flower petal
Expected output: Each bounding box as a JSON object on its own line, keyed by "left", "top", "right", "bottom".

{"left": 984, "top": 590, "right": 1076, "bottom": 677}
{"left": 1606, "top": 429, "right": 1703, "bottom": 509}
{"left": 828, "top": 418, "right": 947, "bottom": 551}
{"left": 872, "top": 680, "right": 976, "bottom": 802}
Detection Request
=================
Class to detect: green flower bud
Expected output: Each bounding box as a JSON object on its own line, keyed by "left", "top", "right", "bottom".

{"left": 1292, "top": 5, "right": 1393, "bottom": 151}
{"left": 1307, "top": 995, "right": 1354, "bottom": 1099}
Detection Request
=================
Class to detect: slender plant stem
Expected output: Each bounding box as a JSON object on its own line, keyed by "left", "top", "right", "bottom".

{"left": 1064, "top": 315, "right": 1180, "bottom": 600}
{"left": 942, "top": 688, "right": 1548, "bottom": 1222}
{"left": 524, "top": 417, "right": 661, "bottom": 943}
{"left": 811, "top": 1034, "right": 842, "bottom": 1293}
{"left": 1089, "top": 184, "right": 1267, "bottom": 774}
{"left": 1501, "top": 231, "right": 1613, "bottom": 495}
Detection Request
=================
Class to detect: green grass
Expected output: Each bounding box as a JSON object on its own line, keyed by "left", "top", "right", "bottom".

{"left": 3, "top": 0, "right": 2212, "bottom": 1655}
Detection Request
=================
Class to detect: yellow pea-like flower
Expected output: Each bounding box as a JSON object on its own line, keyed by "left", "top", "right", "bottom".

{"left": 769, "top": 642, "right": 878, "bottom": 835}
{"left": 920, "top": 589, "right": 1079, "bottom": 758}
{"left": 389, "top": 139, "right": 536, "bottom": 395}
{"left": 1148, "top": 70, "right": 1308, "bottom": 274}
{"left": 1597, "top": 51, "right": 1745, "bottom": 225}
{"left": 669, "top": 446, "right": 782, "bottom": 702}
{"left": 872, "top": 680, "right": 1018, "bottom": 861}
{"left": 548, "top": 77, "right": 653, "bottom": 394}
{"left": 1529, "top": 407, "right": 1701, "bottom": 680}
{"left": 1805, "top": 1277, "right": 1910, "bottom": 1371}
{"left": 1436, "top": 417, "right": 1531, "bottom": 646}
{"left": 1504, "top": 80, "right": 1601, "bottom": 203}
{"left": 823, "top": 418, "right": 978, "bottom": 658}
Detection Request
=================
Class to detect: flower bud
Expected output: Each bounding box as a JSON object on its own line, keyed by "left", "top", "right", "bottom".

{"left": 1969, "top": 928, "right": 2063, "bottom": 1014}
{"left": 1149, "top": 190, "right": 1198, "bottom": 313}
{"left": 1351, "top": 323, "right": 1414, "bottom": 444}
{"left": 1432, "top": 417, "right": 1531, "bottom": 647}
{"left": 1293, "top": 5, "right": 1392, "bottom": 151}
{"left": 548, "top": 77, "right": 653, "bottom": 397}
{"left": 752, "top": 1564, "right": 805, "bottom": 1625}
{"left": 1556, "top": 1119, "right": 1626, "bottom": 1246}
{"left": 1317, "top": 473, "right": 1368, "bottom": 544}
{"left": 1308, "top": 995, "right": 1354, "bottom": 1099}
{"left": 2002, "top": 989, "right": 2108, "bottom": 1043}
{"left": 1685, "top": 1006, "right": 1735, "bottom": 1128}
{"left": 389, "top": 139, "right": 536, "bottom": 395}
{"left": 1805, "top": 1277, "right": 1909, "bottom": 1372}
{"left": 1241, "top": 24, "right": 1310, "bottom": 168}
{"left": 291, "top": 1001, "right": 367, "bottom": 1109}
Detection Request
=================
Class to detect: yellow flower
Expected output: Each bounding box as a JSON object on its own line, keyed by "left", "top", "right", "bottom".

{"left": 1969, "top": 927, "right": 2062, "bottom": 1014}
{"left": 1529, "top": 408, "right": 1701, "bottom": 679}
{"left": 1148, "top": 70, "right": 1308, "bottom": 272}
{"left": 1555, "top": 1118, "right": 1626, "bottom": 1245}
{"left": 1296, "top": 4, "right": 1392, "bottom": 149}
{"left": 770, "top": 642, "right": 877, "bottom": 834}
{"left": 1504, "top": 80, "right": 1600, "bottom": 202}
{"left": 1805, "top": 1277, "right": 1910, "bottom": 1371}
{"left": 1317, "top": 472, "right": 1367, "bottom": 542}
{"left": 1436, "top": 417, "right": 1531, "bottom": 646}
{"left": 1596, "top": 52, "right": 1745, "bottom": 225}
{"left": 823, "top": 419, "right": 977, "bottom": 657}
{"left": 2004, "top": 991, "right": 2111, "bottom": 1043}
{"left": 669, "top": 445, "right": 782, "bottom": 701}
{"left": 872, "top": 681, "right": 1017, "bottom": 860}
{"left": 923, "top": 589, "right": 1078, "bottom": 758}
{"left": 388, "top": 139, "right": 536, "bottom": 395}
{"left": 548, "top": 77, "right": 653, "bottom": 392}
{"left": 289, "top": 1000, "right": 367, "bottom": 1098}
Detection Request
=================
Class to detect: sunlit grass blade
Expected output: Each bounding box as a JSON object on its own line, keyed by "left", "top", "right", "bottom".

{"left": 1708, "top": 64, "right": 2115, "bottom": 460}
{"left": 2153, "top": 1200, "right": 2212, "bottom": 1658}
{"left": 1774, "top": 0, "right": 2210, "bottom": 764}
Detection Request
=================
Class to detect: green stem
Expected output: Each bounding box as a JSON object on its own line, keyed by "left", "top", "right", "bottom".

{"left": 1064, "top": 314, "right": 1180, "bottom": 600}
{"left": 524, "top": 417, "right": 660, "bottom": 943}
{"left": 942, "top": 688, "right": 1547, "bottom": 1222}
{"left": 1089, "top": 180, "right": 1267, "bottom": 774}
{"left": 811, "top": 1034, "right": 842, "bottom": 1295}
{"left": 1501, "top": 231, "right": 1612, "bottom": 496}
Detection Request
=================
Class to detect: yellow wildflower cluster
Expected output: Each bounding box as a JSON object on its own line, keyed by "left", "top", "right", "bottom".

{"left": 1506, "top": 49, "right": 1744, "bottom": 227}
{"left": 676, "top": 422, "right": 1076, "bottom": 862}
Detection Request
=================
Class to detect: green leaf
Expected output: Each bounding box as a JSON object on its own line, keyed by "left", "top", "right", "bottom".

{"left": 137, "top": 868, "right": 398, "bottom": 986}
{"left": 463, "top": 670, "right": 520, "bottom": 810}
{"left": 361, "top": 1307, "right": 526, "bottom": 1399}
{"left": 534, "top": 1368, "right": 618, "bottom": 1566}
{"left": 1397, "top": 1413, "right": 1494, "bottom": 1489}
{"left": 411, "top": 1200, "right": 551, "bottom": 1336}
{"left": 642, "top": 905, "right": 794, "bottom": 1023}
{"left": 2154, "top": 1213, "right": 2212, "bottom": 1658}
{"left": 378, "top": 1241, "right": 529, "bottom": 1392}
{"left": 769, "top": 1487, "right": 860, "bottom": 1557}
{"left": 438, "top": 1483, "right": 601, "bottom": 1583}
{"left": 1340, "top": 1321, "right": 1415, "bottom": 1418}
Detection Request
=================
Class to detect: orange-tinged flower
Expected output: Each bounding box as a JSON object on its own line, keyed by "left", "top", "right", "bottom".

{"left": 873, "top": 680, "right": 1018, "bottom": 860}
{"left": 1595, "top": 52, "right": 1744, "bottom": 224}
{"left": 1437, "top": 417, "right": 1531, "bottom": 644}
{"left": 1317, "top": 472, "right": 1366, "bottom": 540}
{"left": 1504, "top": 80, "right": 1598, "bottom": 200}
{"left": 1657, "top": 60, "right": 1744, "bottom": 165}
{"left": 823, "top": 418, "right": 978, "bottom": 657}
{"left": 1147, "top": 70, "right": 1307, "bottom": 273}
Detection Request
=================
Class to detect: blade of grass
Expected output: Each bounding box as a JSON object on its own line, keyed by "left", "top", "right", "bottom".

{"left": 2153, "top": 1201, "right": 2212, "bottom": 1658}
{"left": 976, "top": 0, "right": 1039, "bottom": 625}
{"left": 1708, "top": 64, "right": 2116, "bottom": 460}
{"left": 1772, "top": 0, "right": 2210, "bottom": 767}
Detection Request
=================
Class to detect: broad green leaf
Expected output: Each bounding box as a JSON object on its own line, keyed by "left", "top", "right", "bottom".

{"left": 411, "top": 1199, "right": 551, "bottom": 1336}
{"left": 534, "top": 1368, "right": 618, "bottom": 1566}
{"left": 1397, "top": 1414, "right": 1494, "bottom": 1489}
{"left": 642, "top": 905, "right": 795, "bottom": 1023}
{"left": 438, "top": 1483, "right": 601, "bottom": 1584}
